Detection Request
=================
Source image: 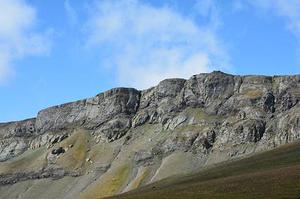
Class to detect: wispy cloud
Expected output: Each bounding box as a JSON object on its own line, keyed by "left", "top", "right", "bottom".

{"left": 194, "top": 0, "right": 221, "bottom": 29}
{"left": 84, "top": 0, "right": 230, "bottom": 89}
{"left": 64, "top": 0, "right": 78, "bottom": 26}
{"left": 239, "top": 1, "right": 300, "bottom": 41}
{"left": 0, "top": 53, "right": 11, "bottom": 82}
{"left": 0, "top": 0, "right": 52, "bottom": 84}
{"left": 236, "top": 0, "right": 300, "bottom": 65}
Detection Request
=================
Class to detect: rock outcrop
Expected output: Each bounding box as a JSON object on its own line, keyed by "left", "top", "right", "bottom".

{"left": 36, "top": 88, "right": 140, "bottom": 135}
{"left": 0, "top": 71, "right": 299, "bottom": 199}
{"left": 0, "top": 118, "right": 36, "bottom": 161}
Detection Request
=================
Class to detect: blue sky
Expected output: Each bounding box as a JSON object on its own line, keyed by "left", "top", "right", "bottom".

{"left": 0, "top": 0, "right": 300, "bottom": 122}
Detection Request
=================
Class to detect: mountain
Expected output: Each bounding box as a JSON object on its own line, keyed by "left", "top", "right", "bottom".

{"left": 0, "top": 71, "right": 299, "bottom": 199}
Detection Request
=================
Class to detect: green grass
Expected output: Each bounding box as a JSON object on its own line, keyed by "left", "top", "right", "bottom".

{"left": 184, "top": 107, "right": 219, "bottom": 122}
{"left": 111, "top": 141, "right": 300, "bottom": 199}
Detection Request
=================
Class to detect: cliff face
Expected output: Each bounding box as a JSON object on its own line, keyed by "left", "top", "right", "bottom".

{"left": 36, "top": 88, "right": 140, "bottom": 139}
{"left": 0, "top": 71, "right": 299, "bottom": 198}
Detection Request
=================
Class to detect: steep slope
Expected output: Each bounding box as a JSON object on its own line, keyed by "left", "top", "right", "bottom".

{"left": 112, "top": 140, "right": 300, "bottom": 199}
{"left": 0, "top": 71, "right": 299, "bottom": 198}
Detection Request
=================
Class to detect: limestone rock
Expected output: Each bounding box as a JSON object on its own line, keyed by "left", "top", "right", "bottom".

{"left": 35, "top": 88, "right": 140, "bottom": 142}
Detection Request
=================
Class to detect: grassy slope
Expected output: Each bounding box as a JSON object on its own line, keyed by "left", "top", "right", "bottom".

{"left": 111, "top": 141, "right": 300, "bottom": 199}
{"left": 0, "top": 147, "right": 47, "bottom": 174}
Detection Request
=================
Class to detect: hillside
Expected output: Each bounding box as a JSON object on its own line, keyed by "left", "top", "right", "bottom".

{"left": 0, "top": 71, "right": 299, "bottom": 198}
{"left": 112, "top": 140, "right": 300, "bottom": 199}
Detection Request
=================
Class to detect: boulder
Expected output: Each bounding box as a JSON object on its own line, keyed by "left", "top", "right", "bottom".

{"left": 51, "top": 147, "right": 65, "bottom": 155}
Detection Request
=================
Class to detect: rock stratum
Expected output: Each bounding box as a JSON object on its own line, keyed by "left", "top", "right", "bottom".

{"left": 0, "top": 71, "right": 299, "bottom": 199}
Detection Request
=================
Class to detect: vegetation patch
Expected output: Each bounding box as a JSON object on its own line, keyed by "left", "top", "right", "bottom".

{"left": 57, "top": 129, "right": 88, "bottom": 170}
{"left": 289, "top": 88, "right": 300, "bottom": 96}
{"left": 151, "top": 152, "right": 198, "bottom": 182}
{"left": 243, "top": 89, "right": 263, "bottom": 99}
{"left": 80, "top": 164, "right": 131, "bottom": 199}
{"left": 126, "top": 167, "right": 150, "bottom": 191}
{"left": 88, "top": 143, "right": 114, "bottom": 165}
{"left": 0, "top": 147, "right": 47, "bottom": 174}
{"left": 244, "top": 76, "right": 271, "bottom": 84}
{"left": 175, "top": 124, "right": 205, "bottom": 133}
{"left": 184, "top": 107, "right": 219, "bottom": 122}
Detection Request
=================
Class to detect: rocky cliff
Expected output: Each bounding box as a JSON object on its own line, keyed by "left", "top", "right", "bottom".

{"left": 0, "top": 71, "right": 299, "bottom": 199}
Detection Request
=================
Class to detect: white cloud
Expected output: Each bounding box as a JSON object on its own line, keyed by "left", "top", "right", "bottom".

{"left": 0, "top": 0, "right": 52, "bottom": 84}
{"left": 84, "top": 0, "right": 230, "bottom": 89}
